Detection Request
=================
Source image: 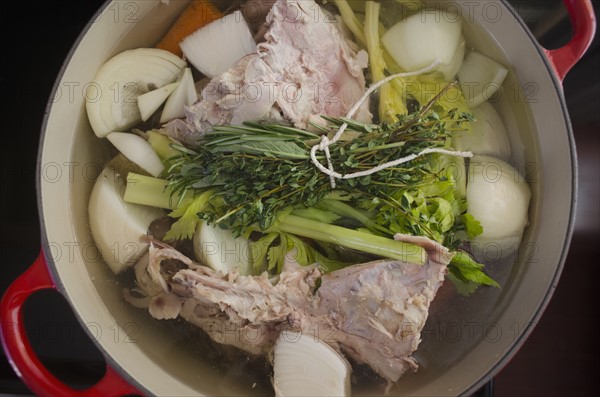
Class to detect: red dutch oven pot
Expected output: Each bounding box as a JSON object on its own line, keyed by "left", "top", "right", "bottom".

{"left": 1, "top": 0, "right": 596, "bottom": 396}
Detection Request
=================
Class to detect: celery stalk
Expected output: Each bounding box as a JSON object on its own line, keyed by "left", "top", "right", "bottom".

{"left": 273, "top": 214, "right": 426, "bottom": 265}
{"left": 364, "top": 1, "right": 408, "bottom": 121}
{"left": 317, "top": 199, "right": 391, "bottom": 236}
{"left": 147, "top": 130, "right": 181, "bottom": 160}
{"left": 124, "top": 172, "right": 190, "bottom": 210}
{"left": 334, "top": 0, "right": 366, "bottom": 47}
{"left": 365, "top": 2, "right": 384, "bottom": 82}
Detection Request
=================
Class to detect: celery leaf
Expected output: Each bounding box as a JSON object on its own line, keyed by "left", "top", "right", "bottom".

{"left": 448, "top": 250, "right": 500, "bottom": 295}
{"left": 462, "top": 213, "right": 484, "bottom": 239}
{"left": 164, "top": 189, "right": 214, "bottom": 241}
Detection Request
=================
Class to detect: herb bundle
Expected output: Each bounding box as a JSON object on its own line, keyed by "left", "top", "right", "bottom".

{"left": 125, "top": 98, "right": 498, "bottom": 292}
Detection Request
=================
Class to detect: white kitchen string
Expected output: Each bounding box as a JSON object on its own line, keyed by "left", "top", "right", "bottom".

{"left": 310, "top": 59, "right": 473, "bottom": 188}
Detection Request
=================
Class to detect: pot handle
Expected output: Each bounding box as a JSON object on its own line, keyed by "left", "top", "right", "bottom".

{"left": 0, "top": 250, "right": 142, "bottom": 397}
{"left": 544, "top": 0, "right": 596, "bottom": 82}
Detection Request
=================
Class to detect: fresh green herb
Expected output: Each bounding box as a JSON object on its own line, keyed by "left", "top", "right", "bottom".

{"left": 461, "top": 213, "right": 484, "bottom": 239}
{"left": 164, "top": 188, "right": 216, "bottom": 241}
{"left": 165, "top": 106, "right": 470, "bottom": 236}
{"left": 448, "top": 250, "right": 500, "bottom": 295}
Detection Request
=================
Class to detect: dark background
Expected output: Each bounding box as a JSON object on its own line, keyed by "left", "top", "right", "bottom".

{"left": 0, "top": 1, "right": 598, "bottom": 396}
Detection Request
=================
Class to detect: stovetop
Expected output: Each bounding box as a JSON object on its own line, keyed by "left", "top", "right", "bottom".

{"left": 1, "top": 1, "right": 598, "bottom": 396}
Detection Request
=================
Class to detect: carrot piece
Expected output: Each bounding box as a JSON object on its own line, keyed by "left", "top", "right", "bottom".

{"left": 156, "top": 0, "right": 224, "bottom": 57}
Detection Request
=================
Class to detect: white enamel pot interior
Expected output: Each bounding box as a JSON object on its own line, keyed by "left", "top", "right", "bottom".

{"left": 36, "top": 0, "right": 580, "bottom": 395}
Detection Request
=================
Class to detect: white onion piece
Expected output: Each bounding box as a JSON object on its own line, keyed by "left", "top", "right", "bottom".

{"left": 107, "top": 132, "right": 164, "bottom": 177}
{"left": 439, "top": 35, "right": 465, "bottom": 81}
{"left": 272, "top": 331, "right": 351, "bottom": 397}
{"left": 180, "top": 10, "right": 256, "bottom": 78}
{"left": 453, "top": 102, "right": 511, "bottom": 160}
{"left": 160, "top": 68, "right": 198, "bottom": 123}
{"left": 458, "top": 51, "right": 508, "bottom": 107}
{"left": 382, "top": 9, "right": 464, "bottom": 81}
{"left": 467, "top": 155, "right": 531, "bottom": 257}
{"left": 86, "top": 48, "right": 185, "bottom": 137}
{"left": 89, "top": 166, "right": 164, "bottom": 274}
{"left": 137, "top": 82, "right": 178, "bottom": 122}
{"left": 193, "top": 222, "right": 252, "bottom": 275}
